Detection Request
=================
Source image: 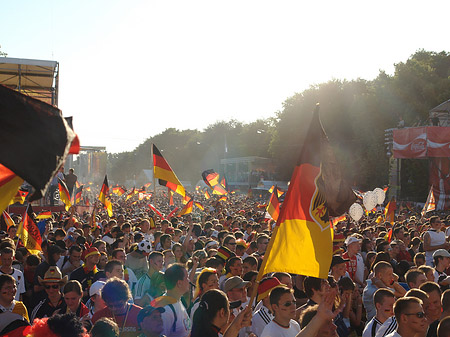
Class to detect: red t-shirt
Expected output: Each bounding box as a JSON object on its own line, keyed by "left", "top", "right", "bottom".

{"left": 342, "top": 252, "right": 357, "bottom": 280}
{"left": 92, "top": 304, "right": 142, "bottom": 337}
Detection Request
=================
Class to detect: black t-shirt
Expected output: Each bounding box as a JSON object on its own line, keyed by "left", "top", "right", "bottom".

{"left": 69, "top": 266, "right": 104, "bottom": 302}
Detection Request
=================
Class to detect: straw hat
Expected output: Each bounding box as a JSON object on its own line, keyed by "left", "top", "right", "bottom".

{"left": 38, "top": 266, "right": 68, "bottom": 285}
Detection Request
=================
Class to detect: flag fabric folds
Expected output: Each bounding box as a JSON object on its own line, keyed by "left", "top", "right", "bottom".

{"left": 98, "top": 176, "right": 113, "bottom": 217}
{"left": 384, "top": 198, "right": 396, "bottom": 224}
{"left": 0, "top": 164, "right": 24, "bottom": 212}
{"left": 75, "top": 183, "right": 83, "bottom": 204}
{"left": 0, "top": 84, "right": 76, "bottom": 204}
{"left": 194, "top": 201, "right": 204, "bottom": 211}
{"left": 177, "top": 199, "right": 193, "bottom": 216}
{"left": 36, "top": 211, "right": 52, "bottom": 220}
{"left": 153, "top": 144, "right": 185, "bottom": 197}
{"left": 421, "top": 186, "right": 436, "bottom": 217}
{"left": 58, "top": 178, "right": 72, "bottom": 211}
{"left": 260, "top": 105, "right": 356, "bottom": 279}
{"left": 2, "top": 211, "right": 15, "bottom": 230}
{"left": 204, "top": 190, "right": 211, "bottom": 200}
{"left": 112, "top": 186, "right": 126, "bottom": 196}
{"left": 213, "top": 184, "right": 228, "bottom": 196}
{"left": 202, "top": 169, "right": 220, "bottom": 189}
{"left": 16, "top": 205, "right": 42, "bottom": 255}
{"left": 9, "top": 189, "right": 28, "bottom": 205}
{"left": 266, "top": 187, "right": 280, "bottom": 221}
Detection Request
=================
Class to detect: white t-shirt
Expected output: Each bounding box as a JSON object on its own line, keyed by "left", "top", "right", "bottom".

{"left": 260, "top": 319, "right": 300, "bottom": 337}
{"left": 362, "top": 317, "right": 382, "bottom": 337}
{"left": 375, "top": 317, "right": 398, "bottom": 337}
{"left": 161, "top": 300, "right": 191, "bottom": 337}
{"left": 0, "top": 268, "right": 26, "bottom": 300}
{"left": 252, "top": 305, "right": 273, "bottom": 336}
{"left": 384, "top": 331, "right": 401, "bottom": 337}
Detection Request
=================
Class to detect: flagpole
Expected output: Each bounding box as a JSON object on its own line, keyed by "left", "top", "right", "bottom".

{"left": 151, "top": 145, "right": 156, "bottom": 194}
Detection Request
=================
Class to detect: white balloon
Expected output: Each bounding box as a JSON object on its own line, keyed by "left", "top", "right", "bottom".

{"left": 363, "top": 191, "right": 377, "bottom": 211}
{"left": 349, "top": 203, "right": 364, "bottom": 221}
{"left": 373, "top": 188, "right": 386, "bottom": 205}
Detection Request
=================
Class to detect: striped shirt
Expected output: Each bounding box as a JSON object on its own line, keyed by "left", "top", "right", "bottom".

{"left": 375, "top": 317, "right": 398, "bottom": 337}
{"left": 252, "top": 305, "right": 273, "bottom": 337}
{"left": 363, "top": 317, "right": 382, "bottom": 337}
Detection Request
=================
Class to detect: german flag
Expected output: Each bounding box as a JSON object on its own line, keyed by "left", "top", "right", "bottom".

{"left": 0, "top": 84, "right": 76, "bottom": 207}
{"left": 182, "top": 194, "right": 190, "bottom": 205}
{"left": 58, "top": 178, "right": 72, "bottom": 211}
{"left": 153, "top": 144, "right": 185, "bottom": 197}
{"left": 266, "top": 186, "right": 280, "bottom": 221}
{"left": 143, "top": 182, "right": 152, "bottom": 189}
{"left": 384, "top": 197, "right": 396, "bottom": 224}
{"left": 177, "top": 198, "right": 193, "bottom": 216}
{"left": 220, "top": 175, "right": 228, "bottom": 192}
{"left": 169, "top": 189, "right": 174, "bottom": 206}
{"left": 213, "top": 184, "right": 227, "bottom": 196}
{"left": 85, "top": 186, "right": 91, "bottom": 192}
{"left": 330, "top": 214, "right": 346, "bottom": 228}
{"left": 204, "top": 190, "right": 211, "bottom": 200}
{"left": 98, "top": 175, "right": 113, "bottom": 217}
{"left": 384, "top": 228, "right": 393, "bottom": 242}
{"left": 112, "top": 186, "right": 126, "bottom": 196}
{"left": 75, "top": 184, "right": 83, "bottom": 205}
{"left": 269, "top": 185, "right": 284, "bottom": 198}
{"left": 9, "top": 189, "right": 28, "bottom": 205}
{"left": 202, "top": 169, "right": 220, "bottom": 189}
{"left": 259, "top": 105, "right": 356, "bottom": 279}
{"left": 218, "top": 196, "right": 227, "bottom": 202}
{"left": 36, "top": 211, "right": 52, "bottom": 220}
{"left": 16, "top": 205, "right": 42, "bottom": 255}
{"left": 2, "top": 210, "right": 15, "bottom": 229}
{"left": 126, "top": 187, "right": 137, "bottom": 201}
{"left": 421, "top": 186, "right": 436, "bottom": 217}
{"left": 194, "top": 201, "right": 204, "bottom": 211}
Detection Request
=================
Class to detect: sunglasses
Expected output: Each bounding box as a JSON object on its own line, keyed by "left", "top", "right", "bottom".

{"left": 44, "top": 285, "right": 60, "bottom": 289}
{"left": 281, "top": 300, "right": 296, "bottom": 307}
{"left": 404, "top": 312, "right": 425, "bottom": 318}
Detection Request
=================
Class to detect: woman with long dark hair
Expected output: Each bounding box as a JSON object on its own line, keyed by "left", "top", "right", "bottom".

{"left": 191, "top": 289, "right": 251, "bottom": 337}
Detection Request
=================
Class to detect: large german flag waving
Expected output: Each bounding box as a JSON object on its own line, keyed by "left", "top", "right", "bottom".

{"left": 0, "top": 84, "right": 77, "bottom": 209}
{"left": 260, "top": 105, "right": 355, "bottom": 279}
{"left": 99, "top": 175, "right": 113, "bottom": 217}
{"left": 58, "top": 178, "right": 72, "bottom": 211}
{"left": 266, "top": 186, "right": 280, "bottom": 221}
{"left": 202, "top": 169, "right": 219, "bottom": 189}
{"left": 16, "top": 205, "right": 42, "bottom": 255}
{"left": 153, "top": 144, "right": 185, "bottom": 197}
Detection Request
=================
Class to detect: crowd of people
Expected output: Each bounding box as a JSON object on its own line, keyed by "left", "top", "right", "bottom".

{"left": 1, "top": 180, "right": 450, "bottom": 337}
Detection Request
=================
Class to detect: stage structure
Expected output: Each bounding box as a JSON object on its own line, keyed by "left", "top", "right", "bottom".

{"left": 0, "top": 57, "right": 59, "bottom": 106}
{"left": 385, "top": 99, "right": 450, "bottom": 210}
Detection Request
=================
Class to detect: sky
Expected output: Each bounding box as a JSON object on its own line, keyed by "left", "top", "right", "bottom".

{"left": 1, "top": 1, "right": 449, "bottom": 153}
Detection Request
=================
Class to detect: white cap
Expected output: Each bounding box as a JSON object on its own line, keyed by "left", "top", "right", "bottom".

{"left": 345, "top": 236, "right": 362, "bottom": 246}
{"left": 89, "top": 280, "right": 106, "bottom": 297}
{"left": 211, "top": 230, "right": 219, "bottom": 238}
{"left": 433, "top": 249, "right": 450, "bottom": 259}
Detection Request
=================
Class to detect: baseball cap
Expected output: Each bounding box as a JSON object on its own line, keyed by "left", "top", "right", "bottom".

{"left": 137, "top": 306, "right": 165, "bottom": 325}
{"left": 345, "top": 236, "right": 362, "bottom": 246}
{"left": 224, "top": 276, "right": 250, "bottom": 293}
{"left": 89, "top": 280, "right": 106, "bottom": 297}
{"left": 433, "top": 249, "right": 450, "bottom": 259}
{"left": 257, "top": 277, "right": 283, "bottom": 302}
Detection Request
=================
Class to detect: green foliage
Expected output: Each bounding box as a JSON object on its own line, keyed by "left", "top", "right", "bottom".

{"left": 108, "top": 50, "right": 450, "bottom": 200}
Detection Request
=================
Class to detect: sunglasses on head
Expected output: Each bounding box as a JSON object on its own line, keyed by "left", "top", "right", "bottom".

{"left": 281, "top": 300, "right": 296, "bottom": 307}
{"left": 44, "top": 285, "right": 60, "bottom": 289}
{"left": 404, "top": 312, "right": 425, "bottom": 318}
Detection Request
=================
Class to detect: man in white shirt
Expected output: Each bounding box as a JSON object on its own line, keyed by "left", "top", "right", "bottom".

{"left": 261, "top": 286, "right": 300, "bottom": 337}
{"left": 0, "top": 247, "right": 25, "bottom": 301}
{"left": 252, "top": 277, "right": 283, "bottom": 336}
{"left": 363, "top": 288, "right": 395, "bottom": 337}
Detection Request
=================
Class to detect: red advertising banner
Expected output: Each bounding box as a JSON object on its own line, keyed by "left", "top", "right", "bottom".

{"left": 393, "top": 127, "right": 427, "bottom": 158}
{"left": 393, "top": 127, "right": 450, "bottom": 158}
{"left": 427, "top": 126, "right": 450, "bottom": 157}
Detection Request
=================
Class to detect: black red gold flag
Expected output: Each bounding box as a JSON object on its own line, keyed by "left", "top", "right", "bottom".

{"left": 153, "top": 144, "right": 185, "bottom": 197}
{"left": 58, "top": 178, "right": 72, "bottom": 211}
{"left": 202, "top": 169, "right": 220, "bottom": 189}
{"left": 16, "top": 205, "right": 42, "bottom": 255}
{"left": 266, "top": 186, "right": 280, "bottom": 221}
{"left": 260, "top": 104, "right": 356, "bottom": 279}
{"left": 98, "top": 175, "right": 113, "bottom": 217}
{"left": 0, "top": 84, "right": 76, "bottom": 205}
{"left": 177, "top": 198, "right": 193, "bottom": 216}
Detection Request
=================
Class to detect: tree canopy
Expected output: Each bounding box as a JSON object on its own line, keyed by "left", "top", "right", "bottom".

{"left": 107, "top": 50, "right": 450, "bottom": 200}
